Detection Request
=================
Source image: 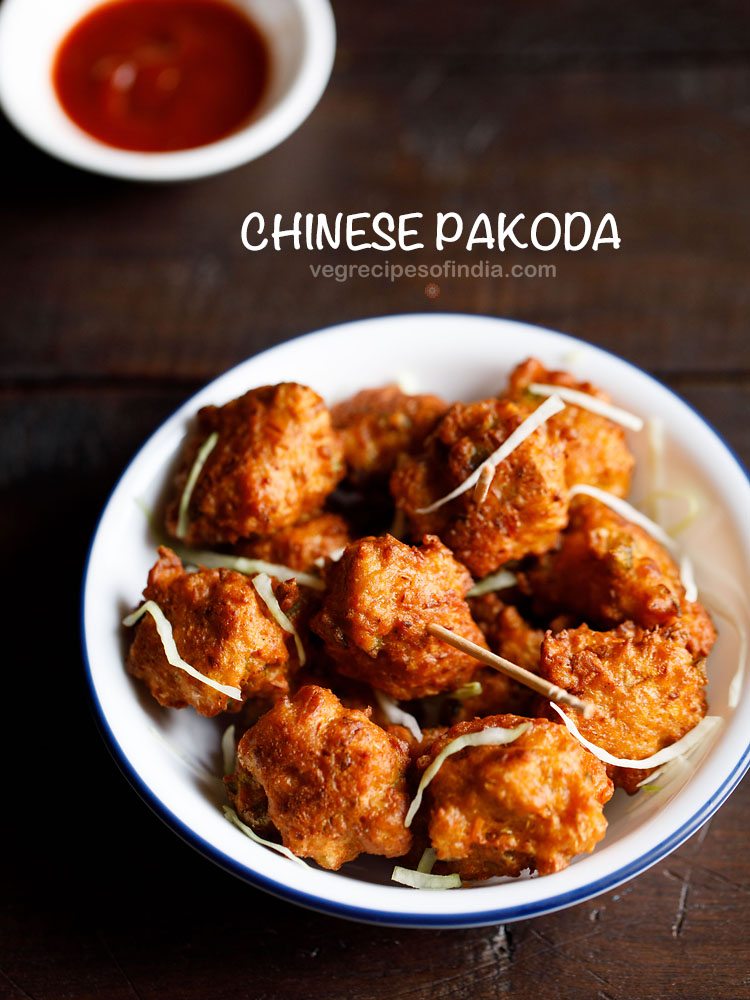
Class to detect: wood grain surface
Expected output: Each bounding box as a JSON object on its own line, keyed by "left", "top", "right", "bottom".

{"left": 1, "top": 2, "right": 748, "bottom": 998}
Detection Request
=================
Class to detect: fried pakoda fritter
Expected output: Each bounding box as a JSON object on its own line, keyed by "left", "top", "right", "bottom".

{"left": 166, "top": 383, "right": 344, "bottom": 545}
{"left": 311, "top": 534, "right": 486, "bottom": 699}
{"left": 521, "top": 497, "right": 716, "bottom": 658}
{"left": 332, "top": 384, "right": 448, "bottom": 484}
{"left": 469, "top": 594, "right": 545, "bottom": 672}
{"left": 227, "top": 685, "right": 412, "bottom": 870}
{"left": 391, "top": 398, "right": 568, "bottom": 577}
{"left": 507, "top": 358, "right": 634, "bottom": 496}
{"left": 127, "top": 547, "right": 291, "bottom": 717}
{"left": 522, "top": 497, "right": 683, "bottom": 626}
{"left": 669, "top": 599, "right": 717, "bottom": 661}
{"left": 234, "top": 512, "right": 351, "bottom": 572}
{"left": 419, "top": 715, "right": 612, "bottom": 880}
{"left": 540, "top": 623, "right": 708, "bottom": 793}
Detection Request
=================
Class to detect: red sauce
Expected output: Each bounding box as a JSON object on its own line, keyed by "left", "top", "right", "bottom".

{"left": 53, "top": 0, "right": 269, "bottom": 153}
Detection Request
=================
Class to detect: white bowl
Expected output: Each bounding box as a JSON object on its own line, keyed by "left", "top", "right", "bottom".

{"left": 81, "top": 314, "right": 750, "bottom": 927}
{"left": 0, "top": 0, "right": 335, "bottom": 181}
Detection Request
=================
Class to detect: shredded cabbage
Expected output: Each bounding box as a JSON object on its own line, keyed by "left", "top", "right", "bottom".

{"left": 223, "top": 806, "right": 308, "bottom": 866}
{"left": 391, "top": 847, "right": 462, "bottom": 889}
{"left": 467, "top": 570, "right": 517, "bottom": 597}
{"left": 418, "top": 847, "right": 437, "bottom": 873}
{"left": 135, "top": 496, "right": 153, "bottom": 522}
{"left": 700, "top": 581, "right": 749, "bottom": 709}
{"left": 679, "top": 554, "right": 698, "bottom": 603}
{"left": 636, "top": 706, "right": 726, "bottom": 795}
{"left": 636, "top": 754, "right": 693, "bottom": 791}
{"left": 568, "top": 484, "right": 696, "bottom": 597}
{"left": 569, "top": 484, "right": 674, "bottom": 548}
{"left": 404, "top": 723, "right": 530, "bottom": 828}
{"left": 176, "top": 432, "right": 218, "bottom": 539}
{"left": 374, "top": 690, "right": 422, "bottom": 741}
{"left": 391, "top": 865, "right": 462, "bottom": 890}
{"left": 473, "top": 462, "right": 496, "bottom": 503}
{"left": 644, "top": 417, "right": 703, "bottom": 536}
{"left": 396, "top": 372, "right": 420, "bottom": 395}
{"left": 561, "top": 349, "right": 585, "bottom": 368}
{"left": 528, "top": 383, "right": 643, "bottom": 432}
{"left": 646, "top": 417, "right": 665, "bottom": 503}
{"left": 134, "top": 496, "right": 166, "bottom": 544}
{"left": 313, "top": 546, "right": 346, "bottom": 569}
{"left": 178, "top": 548, "right": 325, "bottom": 590}
{"left": 123, "top": 600, "right": 242, "bottom": 700}
{"left": 451, "top": 681, "right": 483, "bottom": 700}
{"left": 252, "top": 572, "right": 306, "bottom": 666}
{"left": 642, "top": 488, "right": 703, "bottom": 537}
{"left": 221, "top": 724, "right": 236, "bottom": 777}
{"left": 549, "top": 702, "right": 722, "bottom": 769}
{"left": 415, "top": 395, "right": 565, "bottom": 514}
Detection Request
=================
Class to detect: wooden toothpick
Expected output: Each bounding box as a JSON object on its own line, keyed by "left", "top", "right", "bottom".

{"left": 428, "top": 623, "right": 595, "bottom": 718}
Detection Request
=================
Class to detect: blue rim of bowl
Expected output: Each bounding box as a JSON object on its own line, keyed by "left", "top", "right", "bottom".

{"left": 80, "top": 314, "right": 750, "bottom": 928}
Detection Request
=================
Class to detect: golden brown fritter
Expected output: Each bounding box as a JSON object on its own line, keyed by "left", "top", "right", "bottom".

{"left": 227, "top": 685, "right": 412, "bottom": 870}
{"left": 332, "top": 384, "right": 448, "bottom": 483}
{"left": 127, "top": 547, "right": 291, "bottom": 717}
{"left": 522, "top": 497, "right": 683, "bottom": 627}
{"left": 391, "top": 398, "right": 569, "bottom": 577}
{"left": 234, "top": 513, "right": 351, "bottom": 572}
{"left": 166, "top": 383, "right": 345, "bottom": 545}
{"left": 521, "top": 497, "right": 716, "bottom": 658}
{"left": 311, "top": 534, "right": 486, "bottom": 699}
{"left": 470, "top": 594, "right": 545, "bottom": 672}
{"left": 667, "top": 599, "right": 717, "bottom": 661}
{"left": 507, "top": 358, "right": 634, "bottom": 496}
{"left": 540, "top": 623, "right": 708, "bottom": 793}
{"left": 419, "top": 715, "right": 612, "bottom": 880}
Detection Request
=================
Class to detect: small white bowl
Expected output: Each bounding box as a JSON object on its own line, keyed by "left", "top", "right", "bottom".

{"left": 82, "top": 315, "right": 750, "bottom": 927}
{"left": 0, "top": 0, "right": 335, "bottom": 181}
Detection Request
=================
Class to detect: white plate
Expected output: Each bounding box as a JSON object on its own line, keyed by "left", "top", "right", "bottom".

{"left": 81, "top": 314, "right": 750, "bottom": 927}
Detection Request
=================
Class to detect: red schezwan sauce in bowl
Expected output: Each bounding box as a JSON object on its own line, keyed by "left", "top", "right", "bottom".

{"left": 53, "top": 0, "right": 269, "bottom": 152}
{"left": 0, "top": 0, "right": 335, "bottom": 179}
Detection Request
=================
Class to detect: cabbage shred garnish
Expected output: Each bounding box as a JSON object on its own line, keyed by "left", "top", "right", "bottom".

{"left": 404, "top": 723, "right": 530, "bottom": 828}
{"left": 415, "top": 395, "right": 565, "bottom": 514}
{"left": 467, "top": 570, "right": 517, "bottom": 598}
{"left": 549, "top": 702, "right": 721, "bottom": 769}
{"left": 176, "top": 432, "right": 219, "bottom": 539}
{"left": 177, "top": 548, "right": 325, "bottom": 590}
{"left": 528, "top": 382, "right": 644, "bottom": 431}
{"left": 252, "top": 572, "right": 306, "bottom": 666}
{"left": 374, "top": 690, "right": 422, "bottom": 741}
{"left": 223, "top": 806, "right": 307, "bottom": 867}
{"left": 123, "top": 600, "right": 242, "bottom": 700}
{"left": 391, "top": 847, "right": 462, "bottom": 890}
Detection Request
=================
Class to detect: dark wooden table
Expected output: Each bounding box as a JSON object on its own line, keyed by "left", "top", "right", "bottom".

{"left": 2, "top": 2, "right": 749, "bottom": 997}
